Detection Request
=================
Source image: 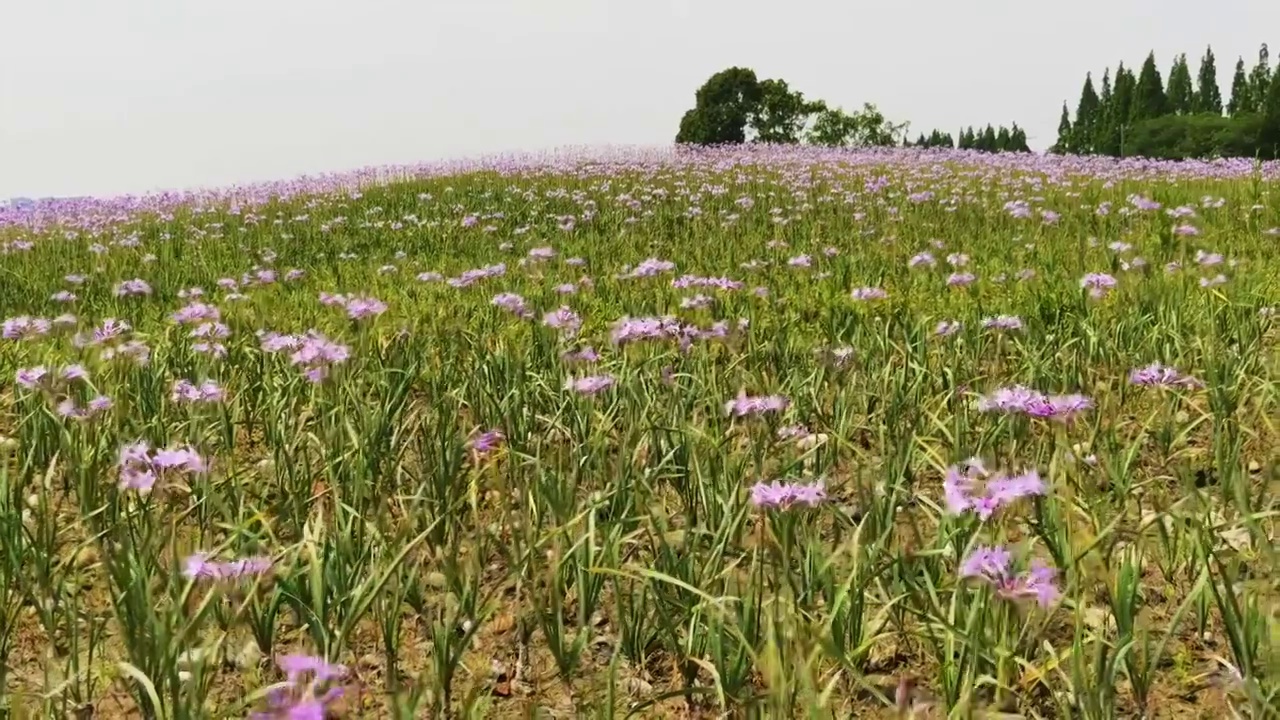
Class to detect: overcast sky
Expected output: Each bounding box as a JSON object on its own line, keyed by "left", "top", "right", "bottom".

{"left": 2, "top": 0, "right": 1277, "bottom": 198}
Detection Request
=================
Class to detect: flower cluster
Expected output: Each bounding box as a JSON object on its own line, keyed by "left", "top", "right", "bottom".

{"left": 446, "top": 263, "right": 506, "bottom": 288}
{"left": 616, "top": 257, "right": 676, "bottom": 279}
{"left": 171, "top": 302, "right": 221, "bottom": 325}
{"left": 749, "top": 479, "right": 827, "bottom": 509}
{"left": 565, "top": 374, "right": 615, "bottom": 395}
{"left": 118, "top": 441, "right": 208, "bottom": 494}
{"left": 260, "top": 330, "right": 350, "bottom": 382}
{"left": 3, "top": 315, "right": 51, "bottom": 340}
{"left": 170, "top": 379, "right": 226, "bottom": 404}
{"left": 977, "top": 385, "right": 1093, "bottom": 421}
{"left": 724, "top": 391, "right": 790, "bottom": 418}
{"left": 960, "top": 545, "right": 1060, "bottom": 608}
{"left": 981, "top": 315, "right": 1024, "bottom": 331}
{"left": 671, "top": 274, "right": 743, "bottom": 291}
{"left": 250, "top": 654, "right": 347, "bottom": 720}
{"left": 943, "top": 458, "right": 1044, "bottom": 520}
{"left": 113, "top": 278, "right": 153, "bottom": 297}
{"left": 1128, "top": 362, "right": 1203, "bottom": 389}
{"left": 16, "top": 364, "right": 112, "bottom": 420}
{"left": 542, "top": 306, "right": 582, "bottom": 337}
{"left": 609, "top": 315, "right": 731, "bottom": 350}
{"left": 1079, "top": 272, "right": 1118, "bottom": 298}
{"left": 182, "top": 552, "right": 272, "bottom": 582}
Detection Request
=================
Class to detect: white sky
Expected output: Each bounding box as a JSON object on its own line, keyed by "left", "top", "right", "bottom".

{"left": 1, "top": 0, "right": 1276, "bottom": 198}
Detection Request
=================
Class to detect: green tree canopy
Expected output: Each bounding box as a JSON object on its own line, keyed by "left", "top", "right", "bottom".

{"left": 805, "top": 103, "right": 908, "bottom": 147}
{"left": 749, "top": 78, "right": 825, "bottom": 144}
{"left": 675, "top": 67, "right": 763, "bottom": 145}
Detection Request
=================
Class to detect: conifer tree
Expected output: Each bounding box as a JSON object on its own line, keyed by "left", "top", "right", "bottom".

{"left": 1249, "top": 44, "right": 1272, "bottom": 111}
{"left": 1009, "top": 124, "right": 1030, "bottom": 152}
{"left": 1166, "top": 54, "right": 1194, "bottom": 114}
{"left": 1261, "top": 66, "right": 1280, "bottom": 158}
{"left": 996, "top": 126, "right": 1011, "bottom": 151}
{"left": 1101, "top": 63, "right": 1135, "bottom": 156}
{"left": 1194, "top": 45, "right": 1223, "bottom": 114}
{"left": 1054, "top": 103, "right": 1073, "bottom": 153}
{"left": 1228, "top": 58, "right": 1253, "bottom": 116}
{"left": 980, "top": 124, "right": 997, "bottom": 152}
{"left": 1131, "top": 51, "right": 1168, "bottom": 122}
{"left": 1073, "top": 73, "right": 1101, "bottom": 153}
{"left": 1095, "top": 69, "right": 1114, "bottom": 152}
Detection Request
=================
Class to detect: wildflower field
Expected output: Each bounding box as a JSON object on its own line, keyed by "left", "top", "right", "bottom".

{"left": 0, "top": 146, "right": 1278, "bottom": 719}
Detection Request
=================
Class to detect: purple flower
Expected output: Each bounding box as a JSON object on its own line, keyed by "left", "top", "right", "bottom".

{"left": 565, "top": 374, "right": 615, "bottom": 395}
{"left": 3, "top": 316, "right": 51, "bottom": 340}
{"left": 724, "top": 391, "right": 790, "bottom": 418}
{"left": 617, "top": 258, "right": 676, "bottom": 280}
{"left": 749, "top": 479, "right": 828, "bottom": 509}
{"left": 15, "top": 366, "right": 48, "bottom": 390}
{"left": 250, "top": 655, "right": 347, "bottom": 720}
{"left": 977, "top": 385, "right": 1092, "bottom": 422}
{"left": 561, "top": 346, "right": 600, "bottom": 364}
{"left": 491, "top": 293, "right": 532, "bottom": 319}
{"left": 981, "top": 315, "right": 1023, "bottom": 331}
{"left": 182, "top": 552, "right": 273, "bottom": 582}
{"left": 172, "top": 302, "right": 221, "bottom": 325}
{"left": 171, "top": 379, "right": 226, "bottom": 404}
{"left": 947, "top": 272, "right": 976, "bottom": 287}
{"left": 542, "top": 307, "right": 582, "bottom": 337}
{"left": 944, "top": 459, "right": 1044, "bottom": 520}
{"left": 959, "top": 544, "right": 1013, "bottom": 581}
{"left": 1128, "top": 362, "right": 1202, "bottom": 389}
{"left": 467, "top": 429, "right": 505, "bottom": 456}
{"left": 851, "top": 287, "right": 888, "bottom": 302}
{"left": 113, "top": 279, "right": 152, "bottom": 297}
{"left": 1080, "top": 273, "right": 1117, "bottom": 298}
{"left": 344, "top": 296, "right": 387, "bottom": 320}
{"left": 962, "top": 545, "right": 1060, "bottom": 608}
{"left": 908, "top": 252, "right": 936, "bottom": 268}
{"left": 152, "top": 446, "right": 208, "bottom": 473}
{"left": 934, "top": 320, "right": 962, "bottom": 337}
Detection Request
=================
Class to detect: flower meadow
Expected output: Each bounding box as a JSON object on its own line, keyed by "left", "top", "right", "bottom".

{"left": 0, "top": 145, "right": 1277, "bottom": 718}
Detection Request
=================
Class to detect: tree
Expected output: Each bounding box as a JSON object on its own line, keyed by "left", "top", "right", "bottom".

{"left": 1097, "top": 63, "right": 1135, "bottom": 156}
{"left": 749, "top": 78, "right": 824, "bottom": 144}
{"left": 1260, "top": 68, "right": 1280, "bottom": 158}
{"left": 805, "top": 103, "right": 908, "bottom": 147}
{"left": 996, "top": 126, "right": 1011, "bottom": 151}
{"left": 675, "top": 67, "right": 763, "bottom": 145}
{"left": 1072, "top": 73, "right": 1101, "bottom": 152}
{"left": 980, "top": 124, "right": 997, "bottom": 152}
{"left": 959, "top": 127, "right": 975, "bottom": 150}
{"left": 1228, "top": 58, "right": 1253, "bottom": 117}
{"left": 1167, "top": 54, "right": 1194, "bottom": 114}
{"left": 1095, "top": 68, "right": 1115, "bottom": 152}
{"left": 1053, "top": 103, "right": 1073, "bottom": 153}
{"left": 1125, "top": 113, "right": 1265, "bottom": 159}
{"left": 1194, "top": 46, "right": 1223, "bottom": 114}
{"left": 1249, "top": 44, "right": 1272, "bottom": 113}
{"left": 1009, "top": 124, "right": 1030, "bottom": 152}
{"left": 1132, "top": 51, "right": 1168, "bottom": 122}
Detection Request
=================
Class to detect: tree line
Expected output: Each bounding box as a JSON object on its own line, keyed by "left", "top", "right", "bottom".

{"left": 907, "top": 124, "right": 1030, "bottom": 152}
{"left": 674, "top": 67, "right": 1026, "bottom": 153}
{"left": 1053, "top": 43, "right": 1280, "bottom": 159}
